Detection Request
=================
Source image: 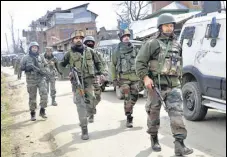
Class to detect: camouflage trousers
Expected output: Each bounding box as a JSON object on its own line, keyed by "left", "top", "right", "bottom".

{"left": 146, "top": 85, "right": 187, "bottom": 139}
{"left": 14, "top": 63, "right": 19, "bottom": 75}
{"left": 17, "top": 68, "right": 22, "bottom": 79}
{"left": 46, "top": 76, "right": 56, "bottom": 98}
{"left": 26, "top": 78, "right": 48, "bottom": 111}
{"left": 72, "top": 77, "right": 95, "bottom": 127}
{"left": 119, "top": 80, "right": 139, "bottom": 115}
{"left": 93, "top": 75, "right": 102, "bottom": 107}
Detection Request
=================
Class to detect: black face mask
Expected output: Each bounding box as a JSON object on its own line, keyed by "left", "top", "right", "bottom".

{"left": 86, "top": 44, "right": 94, "bottom": 49}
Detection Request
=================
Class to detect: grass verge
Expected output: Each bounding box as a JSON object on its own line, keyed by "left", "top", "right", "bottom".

{"left": 1, "top": 73, "right": 13, "bottom": 157}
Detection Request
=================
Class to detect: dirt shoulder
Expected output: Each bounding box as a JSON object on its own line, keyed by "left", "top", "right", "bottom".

{"left": 1, "top": 69, "right": 58, "bottom": 157}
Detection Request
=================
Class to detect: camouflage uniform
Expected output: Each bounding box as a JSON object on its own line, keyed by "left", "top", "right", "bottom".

{"left": 43, "top": 47, "right": 61, "bottom": 106}
{"left": 112, "top": 29, "right": 140, "bottom": 128}
{"left": 60, "top": 31, "right": 103, "bottom": 140}
{"left": 6, "top": 56, "right": 10, "bottom": 67}
{"left": 14, "top": 54, "right": 23, "bottom": 75}
{"left": 83, "top": 36, "right": 107, "bottom": 123}
{"left": 2, "top": 56, "right": 6, "bottom": 67}
{"left": 12, "top": 55, "right": 17, "bottom": 69}
{"left": 135, "top": 13, "right": 193, "bottom": 156}
{"left": 16, "top": 54, "right": 24, "bottom": 80}
{"left": 20, "top": 42, "right": 48, "bottom": 121}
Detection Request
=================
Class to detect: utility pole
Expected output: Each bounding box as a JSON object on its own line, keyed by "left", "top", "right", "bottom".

{"left": 5, "top": 33, "right": 10, "bottom": 54}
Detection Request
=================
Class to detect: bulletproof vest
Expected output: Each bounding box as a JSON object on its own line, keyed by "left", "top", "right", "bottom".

{"left": 116, "top": 43, "right": 137, "bottom": 74}
{"left": 69, "top": 47, "right": 95, "bottom": 76}
{"left": 45, "top": 55, "right": 57, "bottom": 76}
{"left": 25, "top": 54, "right": 47, "bottom": 78}
{"left": 149, "top": 39, "right": 182, "bottom": 76}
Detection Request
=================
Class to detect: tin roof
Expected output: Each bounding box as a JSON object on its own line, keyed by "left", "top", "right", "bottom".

{"left": 131, "top": 11, "right": 201, "bottom": 39}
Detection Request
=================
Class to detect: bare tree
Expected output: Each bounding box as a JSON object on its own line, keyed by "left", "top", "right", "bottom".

{"left": 114, "top": 1, "right": 151, "bottom": 27}
{"left": 9, "top": 13, "right": 17, "bottom": 53}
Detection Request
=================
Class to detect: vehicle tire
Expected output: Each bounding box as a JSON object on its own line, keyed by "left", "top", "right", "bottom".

{"left": 182, "top": 82, "right": 208, "bottom": 121}
{"left": 116, "top": 86, "right": 124, "bottom": 100}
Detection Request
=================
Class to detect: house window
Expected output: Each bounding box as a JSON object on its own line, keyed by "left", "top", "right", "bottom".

{"left": 192, "top": 1, "right": 199, "bottom": 6}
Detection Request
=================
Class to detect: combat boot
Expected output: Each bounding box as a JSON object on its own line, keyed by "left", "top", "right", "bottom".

{"left": 30, "top": 110, "right": 36, "bottom": 121}
{"left": 150, "top": 135, "right": 161, "bottom": 151}
{"left": 81, "top": 126, "right": 89, "bottom": 140}
{"left": 126, "top": 115, "right": 133, "bottom": 128}
{"left": 39, "top": 108, "right": 47, "bottom": 119}
{"left": 174, "top": 139, "right": 193, "bottom": 156}
{"left": 51, "top": 97, "right": 57, "bottom": 106}
{"left": 88, "top": 115, "right": 94, "bottom": 123}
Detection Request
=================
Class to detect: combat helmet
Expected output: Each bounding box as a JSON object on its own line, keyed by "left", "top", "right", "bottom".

{"left": 118, "top": 29, "right": 131, "bottom": 40}
{"left": 83, "top": 36, "right": 95, "bottom": 44}
{"left": 28, "top": 41, "right": 39, "bottom": 50}
{"left": 70, "top": 30, "right": 85, "bottom": 39}
{"left": 157, "top": 13, "right": 176, "bottom": 28}
{"left": 45, "top": 47, "right": 53, "bottom": 51}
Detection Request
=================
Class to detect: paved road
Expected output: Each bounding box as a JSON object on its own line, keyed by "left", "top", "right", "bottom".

{"left": 2, "top": 67, "right": 226, "bottom": 157}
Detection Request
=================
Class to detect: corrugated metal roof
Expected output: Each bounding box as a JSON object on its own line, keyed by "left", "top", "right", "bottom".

{"left": 97, "top": 39, "right": 120, "bottom": 47}
{"left": 97, "top": 39, "right": 143, "bottom": 47}
{"left": 131, "top": 11, "right": 201, "bottom": 39}
{"left": 161, "top": 2, "right": 188, "bottom": 10}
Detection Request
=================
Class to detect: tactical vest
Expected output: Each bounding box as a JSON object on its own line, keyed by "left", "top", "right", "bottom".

{"left": 149, "top": 39, "right": 182, "bottom": 77}
{"left": 69, "top": 47, "right": 95, "bottom": 76}
{"left": 25, "top": 55, "right": 47, "bottom": 78}
{"left": 45, "top": 57, "right": 57, "bottom": 76}
{"left": 116, "top": 45, "right": 137, "bottom": 74}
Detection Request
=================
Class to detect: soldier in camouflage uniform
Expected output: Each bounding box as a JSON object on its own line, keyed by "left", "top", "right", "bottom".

{"left": 43, "top": 47, "right": 62, "bottom": 106}
{"left": 60, "top": 31, "right": 104, "bottom": 140}
{"left": 20, "top": 42, "right": 49, "bottom": 121}
{"left": 135, "top": 13, "right": 193, "bottom": 156}
{"left": 83, "top": 36, "right": 107, "bottom": 123}
{"left": 112, "top": 29, "right": 140, "bottom": 128}
{"left": 17, "top": 54, "right": 25, "bottom": 80}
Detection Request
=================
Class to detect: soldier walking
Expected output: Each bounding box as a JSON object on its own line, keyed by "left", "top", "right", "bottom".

{"left": 43, "top": 47, "right": 62, "bottom": 106}
{"left": 112, "top": 29, "right": 140, "bottom": 128}
{"left": 20, "top": 42, "right": 49, "bottom": 121}
{"left": 135, "top": 13, "right": 193, "bottom": 156}
{"left": 60, "top": 31, "right": 104, "bottom": 140}
{"left": 83, "top": 36, "right": 107, "bottom": 123}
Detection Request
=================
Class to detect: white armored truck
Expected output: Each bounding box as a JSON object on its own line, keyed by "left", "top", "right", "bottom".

{"left": 179, "top": 10, "right": 226, "bottom": 121}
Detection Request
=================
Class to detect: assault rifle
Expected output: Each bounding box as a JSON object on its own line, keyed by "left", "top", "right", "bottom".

{"left": 30, "top": 64, "right": 51, "bottom": 79}
{"left": 70, "top": 67, "right": 85, "bottom": 99}
{"left": 151, "top": 85, "right": 168, "bottom": 111}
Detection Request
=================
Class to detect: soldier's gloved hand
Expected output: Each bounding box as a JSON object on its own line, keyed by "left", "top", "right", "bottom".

{"left": 25, "top": 65, "right": 33, "bottom": 72}
{"left": 143, "top": 76, "right": 153, "bottom": 89}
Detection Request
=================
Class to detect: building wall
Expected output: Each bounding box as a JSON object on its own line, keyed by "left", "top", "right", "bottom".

{"left": 45, "top": 22, "right": 97, "bottom": 46}
{"left": 179, "top": 1, "right": 201, "bottom": 10}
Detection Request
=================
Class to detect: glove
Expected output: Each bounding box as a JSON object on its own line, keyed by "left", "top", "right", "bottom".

{"left": 25, "top": 65, "right": 33, "bottom": 72}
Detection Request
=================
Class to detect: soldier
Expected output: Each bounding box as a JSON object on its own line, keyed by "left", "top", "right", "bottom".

{"left": 15, "top": 54, "right": 24, "bottom": 79}
{"left": 60, "top": 31, "right": 103, "bottom": 140}
{"left": 112, "top": 29, "right": 140, "bottom": 128}
{"left": 43, "top": 47, "right": 62, "bottom": 106}
{"left": 20, "top": 41, "right": 49, "bottom": 121}
{"left": 135, "top": 13, "right": 193, "bottom": 156}
{"left": 83, "top": 36, "right": 107, "bottom": 123}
